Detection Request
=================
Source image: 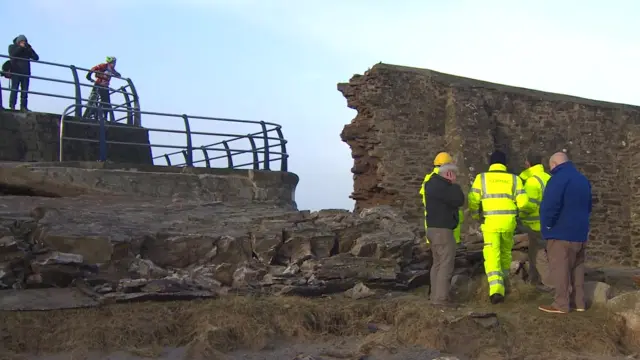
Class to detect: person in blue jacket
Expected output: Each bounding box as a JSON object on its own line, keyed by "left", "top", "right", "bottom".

{"left": 537, "top": 152, "right": 592, "bottom": 314}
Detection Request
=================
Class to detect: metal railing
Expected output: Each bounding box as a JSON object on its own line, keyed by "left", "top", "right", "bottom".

{"left": 0, "top": 54, "right": 141, "bottom": 125}
{"left": 59, "top": 104, "right": 289, "bottom": 171}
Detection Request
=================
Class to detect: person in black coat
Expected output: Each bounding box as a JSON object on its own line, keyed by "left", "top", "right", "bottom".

{"left": 8, "top": 34, "right": 39, "bottom": 111}
{"left": 424, "top": 163, "right": 465, "bottom": 307}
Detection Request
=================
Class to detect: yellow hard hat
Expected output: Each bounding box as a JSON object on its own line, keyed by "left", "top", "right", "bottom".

{"left": 433, "top": 152, "right": 453, "bottom": 166}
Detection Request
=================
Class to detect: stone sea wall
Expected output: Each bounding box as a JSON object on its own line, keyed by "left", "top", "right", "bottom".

{"left": 339, "top": 63, "right": 640, "bottom": 266}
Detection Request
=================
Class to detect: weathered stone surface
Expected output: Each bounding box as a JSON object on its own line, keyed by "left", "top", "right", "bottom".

{"left": 0, "top": 161, "right": 299, "bottom": 207}
{"left": 344, "top": 282, "right": 376, "bottom": 299}
{"left": 607, "top": 291, "right": 640, "bottom": 337}
{"left": 338, "top": 63, "right": 640, "bottom": 265}
{"left": 584, "top": 281, "right": 614, "bottom": 306}
{"left": 0, "top": 164, "right": 488, "bottom": 310}
{"left": 0, "top": 110, "right": 151, "bottom": 165}
{"left": 0, "top": 196, "right": 488, "bottom": 309}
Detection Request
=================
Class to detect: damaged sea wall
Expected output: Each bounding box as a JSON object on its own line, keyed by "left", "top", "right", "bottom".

{"left": 338, "top": 63, "right": 640, "bottom": 266}
{"left": 0, "top": 162, "right": 299, "bottom": 207}
{"left": 0, "top": 111, "right": 152, "bottom": 164}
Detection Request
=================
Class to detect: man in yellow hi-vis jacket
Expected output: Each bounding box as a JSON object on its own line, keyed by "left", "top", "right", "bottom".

{"left": 468, "top": 150, "right": 529, "bottom": 304}
{"left": 419, "top": 152, "right": 464, "bottom": 244}
{"left": 518, "top": 153, "right": 552, "bottom": 291}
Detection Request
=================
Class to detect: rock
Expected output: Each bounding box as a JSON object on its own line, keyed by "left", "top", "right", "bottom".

{"left": 585, "top": 281, "right": 613, "bottom": 306}
{"left": 345, "top": 282, "right": 375, "bottom": 299}
{"left": 30, "top": 251, "right": 97, "bottom": 288}
{"left": 34, "top": 251, "right": 83, "bottom": 265}
{"left": 36, "top": 233, "right": 114, "bottom": 265}
{"left": 607, "top": 291, "right": 640, "bottom": 336}
{"left": 140, "top": 233, "right": 220, "bottom": 268}
{"left": 0, "top": 236, "right": 20, "bottom": 254}
{"left": 469, "top": 312, "right": 499, "bottom": 328}
{"left": 250, "top": 219, "right": 289, "bottom": 263}
{"left": 450, "top": 274, "right": 478, "bottom": 300}
{"left": 232, "top": 263, "right": 267, "bottom": 288}
{"left": 190, "top": 265, "right": 224, "bottom": 290}
{"left": 512, "top": 233, "right": 529, "bottom": 250}
{"left": 128, "top": 257, "right": 168, "bottom": 278}
{"left": 292, "top": 355, "right": 324, "bottom": 360}
{"left": 511, "top": 250, "right": 529, "bottom": 263}
{"left": 307, "top": 254, "right": 398, "bottom": 287}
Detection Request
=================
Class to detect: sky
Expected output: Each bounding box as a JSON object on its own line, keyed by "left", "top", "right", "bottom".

{"left": 1, "top": 0, "right": 639, "bottom": 211}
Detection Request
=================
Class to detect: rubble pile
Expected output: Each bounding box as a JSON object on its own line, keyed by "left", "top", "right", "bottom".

{"left": 0, "top": 195, "right": 487, "bottom": 309}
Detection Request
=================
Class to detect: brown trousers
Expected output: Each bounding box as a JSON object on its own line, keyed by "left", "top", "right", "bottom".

{"left": 547, "top": 239, "right": 586, "bottom": 312}
{"left": 526, "top": 229, "right": 551, "bottom": 287}
{"left": 427, "top": 228, "right": 456, "bottom": 304}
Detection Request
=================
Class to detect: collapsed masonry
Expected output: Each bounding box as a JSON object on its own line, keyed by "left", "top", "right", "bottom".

{"left": 0, "top": 163, "right": 491, "bottom": 310}
{"left": 338, "top": 63, "right": 640, "bottom": 266}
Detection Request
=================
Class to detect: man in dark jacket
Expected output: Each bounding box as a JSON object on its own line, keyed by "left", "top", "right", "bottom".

{"left": 538, "top": 152, "right": 592, "bottom": 314}
{"left": 8, "top": 34, "right": 39, "bottom": 111}
{"left": 424, "top": 163, "right": 465, "bottom": 307}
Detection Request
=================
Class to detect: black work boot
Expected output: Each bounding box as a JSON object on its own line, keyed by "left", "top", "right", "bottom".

{"left": 490, "top": 294, "right": 504, "bottom": 304}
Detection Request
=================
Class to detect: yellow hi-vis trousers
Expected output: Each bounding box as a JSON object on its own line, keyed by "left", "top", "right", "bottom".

{"left": 482, "top": 231, "right": 514, "bottom": 296}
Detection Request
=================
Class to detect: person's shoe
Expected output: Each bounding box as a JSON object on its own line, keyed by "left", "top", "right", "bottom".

{"left": 9, "top": 105, "right": 15, "bottom": 111}
{"left": 490, "top": 294, "right": 504, "bottom": 304}
{"left": 20, "top": 107, "right": 30, "bottom": 112}
{"left": 571, "top": 307, "right": 586, "bottom": 312}
{"left": 538, "top": 305, "right": 568, "bottom": 314}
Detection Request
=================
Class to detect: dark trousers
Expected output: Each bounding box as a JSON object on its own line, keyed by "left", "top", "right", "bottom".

{"left": 87, "top": 84, "right": 113, "bottom": 120}
{"left": 9, "top": 75, "right": 29, "bottom": 109}
{"left": 547, "top": 239, "right": 586, "bottom": 312}
{"left": 427, "top": 227, "right": 456, "bottom": 304}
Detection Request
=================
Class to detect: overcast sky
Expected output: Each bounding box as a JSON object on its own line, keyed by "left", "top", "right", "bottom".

{"left": 2, "top": 0, "right": 638, "bottom": 210}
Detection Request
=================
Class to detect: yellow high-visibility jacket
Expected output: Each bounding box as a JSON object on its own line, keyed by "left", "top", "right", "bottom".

{"left": 468, "top": 164, "right": 529, "bottom": 232}
{"left": 518, "top": 164, "right": 551, "bottom": 232}
{"left": 419, "top": 167, "right": 463, "bottom": 243}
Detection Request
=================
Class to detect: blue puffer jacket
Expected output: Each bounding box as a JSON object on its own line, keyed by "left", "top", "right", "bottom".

{"left": 540, "top": 161, "right": 592, "bottom": 242}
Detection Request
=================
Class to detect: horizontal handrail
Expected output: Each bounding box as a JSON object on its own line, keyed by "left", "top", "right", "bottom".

{"left": 59, "top": 103, "right": 289, "bottom": 171}
{"left": 0, "top": 54, "right": 141, "bottom": 126}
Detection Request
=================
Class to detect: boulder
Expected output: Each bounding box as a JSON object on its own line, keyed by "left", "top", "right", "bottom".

{"left": 584, "top": 281, "right": 613, "bottom": 306}
{"left": 606, "top": 291, "right": 640, "bottom": 337}
{"left": 344, "top": 282, "right": 375, "bottom": 299}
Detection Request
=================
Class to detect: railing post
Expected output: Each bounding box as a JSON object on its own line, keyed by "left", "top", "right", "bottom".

{"left": 98, "top": 113, "right": 107, "bottom": 162}
{"left": 69, "top": 65, "right": 82, "bottom": 118}
{"left": 259, "top": 121, "right": 270, "bottom": 170}
{"left": 120, "top": 86, "right": 133, "bottom": 125}
{"left": 59, "top": 116, "right": 66, "bottom": 162}
{"left": 181, "top": 150, "right": 189, "bottom": 166}
{"left": 126, "top": 78, "right": 141, "bottom": 126}
{"left": 275, "top": 126, "right": 288, "bottom": 172}
{"left": 163, "top": 154, "right": 172, "bottom": 166}
{"left": 247, "top": 134, "right": 259, "bottom": 170}
{"left": 181, "top": 114, "right": 193, "bottom": 167}
{"left": 221, "top": 140, "right": 233, "bottom": 168}
{"left": 201, "top": 147, "right": 211, "bottom": 168}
